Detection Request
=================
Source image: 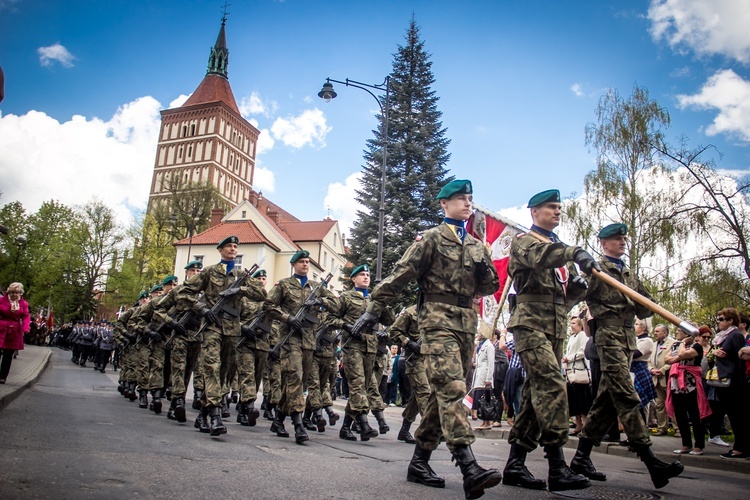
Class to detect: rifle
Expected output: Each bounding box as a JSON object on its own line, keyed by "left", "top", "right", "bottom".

{"left": 314, "top": 324, "right": 342, "bottom": 353}
{"left": 403, "top": 338, "right": 422, "bottom": 363}
{"left": 235, "top": 310, "right": 271, "bottom": 349}
{"left": 192, "top": 260, "right": 264, "bottom": 341}
{"left": 162, "top": 308, "right": 203, "bottom": 348}
{"left": 268, "top": 272, "right": 334, "bottom": 361}
{"left": 340, "top": 326, "right": 388, "bottom": 351}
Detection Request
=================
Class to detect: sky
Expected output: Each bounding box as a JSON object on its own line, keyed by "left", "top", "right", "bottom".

{"left": 2, "top": 0, "right": 750, "bottom": 238}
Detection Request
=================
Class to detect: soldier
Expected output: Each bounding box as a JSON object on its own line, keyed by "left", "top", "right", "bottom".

{"left": 114, "top": 293, "right": 149, "bottom": 401}
{"left": 263, "top": 250, "right": 334, "bottom": 444}
{"left": 351, "top": 179, "right": 501, "bottom": 499}
{"left": 304, "top": 308, "right": 341, "bottom": 433}
{"left": 176, "top": 236, "right": 266, "bottom": 436}
{"left": 94, "top": 321, "right": 116, "bottom": 373}
{"left": 502, "top": 189, "right": 594, "bottom": 492}
{"left": 570, "top": 223, "right": 684, "bottom": 489}
{"left": 389, "top": 304, "right": 430, "bottom": 444}
{"left": 133, "top": 283, "right": 166, "bottom": 413}
{"left": 235, "top": 269, "right": 271, "bottom": 427}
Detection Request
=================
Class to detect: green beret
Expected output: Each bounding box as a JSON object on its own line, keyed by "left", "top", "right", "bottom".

{"left": 598, "top": 223, "right": 628, "bottom": 239}
{"left": 436, "top": 179, "right": 472, "bottom": 200}
{"left": 527, "top": 189, "right": 561, "bottom": 208}
{"left": 137, "top": 291, "right": 149, "bottom": 300}
{"left": 350, "top": 264, "right": 370, "bottom": 277}
{"left": 290, "top": 250, "right": 310, "bottom": 263}
{"left": 184, "top": 260, "right": 203, "bottom": 270}
{"left": 162, "top": 275, "right": 178, "bottom": 286}
{"left": 217, "top": 235, "right": 239, "bottom": 249}
{"left": 252, "top": 269, "right": 267, "bottom": 278}
{"left": 149, "top": 284, "right": 164, "bottom": 294}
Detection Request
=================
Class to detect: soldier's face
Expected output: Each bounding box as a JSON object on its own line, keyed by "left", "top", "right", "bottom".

{"left": 293, "top": 258, "right": 310, "bottom": 276}
{"left": 531, "top": 202, "right": 561, "bottom": 230}
{"left": 219, "top": 243, "right": 238, "bottom": 261}
{"left": 601, "top": 235, "right": 627, "bottom": 258}
{"left": 257, "top": 276, "right": 267, "bottom": 287}
{"left": 352, "top": 271, "right": 370, "bottom": 289}
{"left": 441, "top": 194, "right": 473, "bottom": 221}
{"left": 186, "top": 268, "right": 200, "bottom": 279}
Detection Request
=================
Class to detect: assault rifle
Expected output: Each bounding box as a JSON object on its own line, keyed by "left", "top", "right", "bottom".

{"left": 403, "top": 338, "right": 422, "bottom": 363}
{"left": 314, "top": 324, "right": 342, "bottom": 353}
{"left": 340, "top": 326, "right": 389, "bottom": 351}
{"left": 161, "top": 307, "right": 203, "bottom": 348}
{"left": 235, "top": 310, "right": 271, "bottom": 349}
{"left": 268, "top": 272, "right": 333, "bottom": 361}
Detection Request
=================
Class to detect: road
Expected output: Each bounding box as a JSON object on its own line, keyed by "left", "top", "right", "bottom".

{"left": 0, "top": 349, "right": 748, "bottom": 499}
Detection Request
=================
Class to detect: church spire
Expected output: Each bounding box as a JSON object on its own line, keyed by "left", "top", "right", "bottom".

{"left": 206, "top": 6, "right": 230, "bottom": 79}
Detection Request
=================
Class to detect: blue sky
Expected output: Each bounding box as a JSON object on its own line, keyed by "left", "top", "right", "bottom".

{"left": 2, "top": 0, "right": 750, "bottom": 236}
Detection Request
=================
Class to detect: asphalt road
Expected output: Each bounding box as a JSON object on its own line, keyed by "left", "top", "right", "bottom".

{"left": 0, "top": 350, "right": 748, "bottom": 499}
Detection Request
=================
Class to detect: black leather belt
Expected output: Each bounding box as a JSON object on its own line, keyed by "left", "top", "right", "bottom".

{"left": 515, "top": 294, "right": 566, "bottom": 306}
{"left": 423, "top": 293, "right": 473, "bottom": 309}
{"left": 598, "top": 318, "right": 634, "bottom": 328}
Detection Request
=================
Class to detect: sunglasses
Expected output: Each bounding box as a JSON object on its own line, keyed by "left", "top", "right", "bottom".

{"left": 717, "top": 317, "right": 726, "bottom": 322}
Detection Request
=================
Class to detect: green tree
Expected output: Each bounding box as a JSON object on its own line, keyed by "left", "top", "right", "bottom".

{"left": 348, "top": 17, "right": 452, "bottom": 310}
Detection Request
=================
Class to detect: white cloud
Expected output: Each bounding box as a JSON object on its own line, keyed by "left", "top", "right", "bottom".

{"left": 239, "top": 91, "right": 278, "bottom": 118}
{"left": 169, "top": 94, "right": 190, "bottom": 109}
{"left": 270, "top": 108, "right": 331, "bottom": 149}
{"left": 677, "top": 68, "right": 750, "bottom": 141}
{"left": 648, "top": 0, "right": 750, "bottom": 63}
{"left": 37, "top": 43, "right": 76, "bottom": 68}
{"left": 252, "top": 165, "right": 275, "bottom": 194}
{"left": 0, "top": 96, "right": 162, "bottom": 226}
{"left": 323, "top": 171, "right": 363, "bottom": 238}
{"left": 570, "top": 83, "right": 584, "bottom": 97}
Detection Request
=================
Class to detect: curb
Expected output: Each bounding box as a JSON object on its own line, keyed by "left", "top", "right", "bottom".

{"left": 0, "top": 347, "right": 52, "bottom": 412}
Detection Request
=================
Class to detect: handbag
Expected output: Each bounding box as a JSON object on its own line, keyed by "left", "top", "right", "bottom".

{"left": 477, "top": 392, "right": 501, "bottom": 422}
{"left": 566, "top": 360, "right": 591, "bottom": 385}
{"left": 705, "top": 366, "right": 731, "bottom": 388}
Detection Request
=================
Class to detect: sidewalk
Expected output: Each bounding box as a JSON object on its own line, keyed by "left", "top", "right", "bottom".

{"left": 0, "top": 344, "right": 52, "bottom": 412}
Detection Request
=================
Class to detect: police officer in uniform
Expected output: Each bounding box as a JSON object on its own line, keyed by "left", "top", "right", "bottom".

{"left": 570, "top": 223, "right": 684, "bottom": 489}
{"left": 352, "top": 179, "right": 502, "bottom": 499}
{"left": 502, "top": 189, "right": 594, "bottom": 492}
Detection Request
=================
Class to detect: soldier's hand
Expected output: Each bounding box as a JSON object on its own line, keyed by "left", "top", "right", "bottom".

{"left": 146, "top": 329, "right": 162, "bottom": 342}
{"left": 286, "top": 315, "right": 304, "bottom": 332}
{"left": 240, "top": 324, "right": 256, "bottom": 340}
{"left": 200, "top": 307, "right": 219, "bottom": 325}
{"left": 376, "top": 330, "right": 389, "bottom": 341}
{"left": 218, "top": 287, "right": 240, "bottom": 298}
{"left": 406, "top": 340, "right": 421, "bottom": 354}
{"left": 573, "top": 247, "right": 601, "bottom": 274}
{"left": 304, "top": 297, "right": 323, "bottom": 309}
{"left": 570, "top": 275, "right": 588, "bottom": 291}
{"left": 474, "top": 258, "right": 493, "bottom": 279}
{"left": 168, "top": 320, "right": 186, "bottom": 335}
{"left": 351, "top": 311, "right": 378, "bottom": 339}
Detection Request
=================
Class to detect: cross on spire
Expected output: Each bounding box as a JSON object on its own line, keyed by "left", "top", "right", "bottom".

{"left": 221, "top": 1, "right": 231, "bottom": 24}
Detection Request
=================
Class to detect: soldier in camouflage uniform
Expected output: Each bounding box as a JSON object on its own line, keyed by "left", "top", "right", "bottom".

{"left": 352, "top": 180, "right": 502, "bottom": 499}
{"left": 261, "top": 319, "right": 282, "bottom": 420}
{"left": 133, "top": 283, "right": 168, "bottom": 414}
{"left": 502, "top": 189, "right": 594, "bottom": 492}
{"left": 176, "top": 236, "right": 267, "bottom": 436}
{"left": 570, "top": 223, "right": 684, "bottom": 489}
{"left": 370, "top": 327, "right": 391, "bottom": 433}
{"left": 303, "top": 309, "right": 340, "bottom": 432}
{"left": 389, "top": 304, "right": 430, "bottom": 444}
{"left": 132, "top": 285, "right": 164, "bottom": 410}
{"left": 234, "top": 269, "right": 271, "bottom": 427}
{"left": 263, "top": 250, "right": 334, "bottom": 444}
{"left": 114, "top": 293, "right": 149, "bottom": 401}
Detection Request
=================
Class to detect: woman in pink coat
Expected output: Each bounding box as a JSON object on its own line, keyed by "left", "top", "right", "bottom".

{"left": 0, "top": 282, "right": 31, "bottom": 383}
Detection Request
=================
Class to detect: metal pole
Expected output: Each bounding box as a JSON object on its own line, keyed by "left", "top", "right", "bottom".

{"left": 375, "top": 77, "right": 390, "bottom": 283}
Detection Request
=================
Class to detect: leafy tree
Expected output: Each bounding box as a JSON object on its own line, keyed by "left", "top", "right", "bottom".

{"left": 348, "top": 17, "right": 452, "bottom": 310}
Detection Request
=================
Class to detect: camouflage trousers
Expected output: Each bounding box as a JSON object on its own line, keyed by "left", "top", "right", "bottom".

{"left": 135, "top": 343, "right": 151, "bottom": 389}
{"left": 306, "top": 353, "right": 334, "bottom": 410}
{"left": 147, "top": 340, "right": 166, "bottom": 390}
{"left": 508, "top": 327, "right": 569, "bottom": 451}
{"left": 119, "top": 344, "right": 137, "bottom": 383}
{"left": 402, "top": 355, "right": 431, "bottom": 423}
{"left": 200, "top": 329, "right": 238, "bottom": 408}
{"left": 342, "top": 348, "right": 376, "bottom": 416}
{"left": 581, "top": 345, "right": 651, "bottom": 447}
{"left": 370, "top": 352, "right": 387, "bottom": 411}
{"left": 278, "top": 344, "right": 313, "bottom": 415}
{"left": 414, "top": 328, "right": 475, "bottom": 452}
{"left": 263, "top": 356, "right": 282, "bottom": 407}
{"left": 236, "top": 344, "right": 267, "bottom": 404}
{"left": 170, "top": 335, "right": 201, "bottom": 397}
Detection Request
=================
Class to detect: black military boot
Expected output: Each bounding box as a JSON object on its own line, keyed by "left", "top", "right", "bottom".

{"left": 237, "top": 403, "right": 249, "bottom": 425}
{"left": 303, "top": 408, "right": 317, "bottom": 431}
{"left": 291, "top": 412, "right": 310, "bottom": 445}
{"left": 270, "top": 409, "right": 290, "bottom": 438}
{"left": 324, "top": 405, "right": 339, "bottom": 426}
{"left": 634, "top": 444, "right": 684, "bottom": 489}
{"left": 314, "top": 409, "right": 326, "bottom": 432}
{"left": 398, "top": 419, "right": 416, "bottom": 444}
{"left": 194, "top": 408, "right": 210, "bottom": 433}
{"left": 174, "top": 396, "right": 187, "bottom": 423}
{"left": 502, "top": 443, "right": 546, "bottom": 490}
{"left": 221, "top": 395, "right": 231, "bottom": 418}
{"left": 138, "top": 389, "right": 149, "bottom": 409}
{"left": 372, "top": 409, "right": 389, "bottom": 434}
{"left": 127, "top": 382, "right": 137, "bottom": 401}
{"left": 570, "top": 437, "right": 606, "bottom": 481}
{"left": 352, "top": 418, "right": 361, "bottom": 434}
{"left": 117, "top": 382, "right": 124, "bottom": 395}
{"left": 407, "top": 443, "right": 446, "bottom": 488}
{"left": 357, "top": 412, "right": 379, "bottom": 441}
{"left": 246, "top": 402, "right": 259, "bottom": 426}
{"left": 164, "top": 386, "right": 172, "bottom": 401}
{"left": 192, "top": 390, "right": 203, "bottom": 410}
{"left": 231, "top": 391, "right": 239, "bottom": 404}
{"left": 151, "top": 389, "right": 162, "bottom": 414}
{"left": 451, "top": 444, "right": 503, "bottom": 499}
{"left": 209, "top": 406, "right": 227, "bottom": 436}
{"left": 545, "top": 445, "right": 591, "bottom": 492}
{"left": 167, "top": 398, "right": 177, "bottom": 420}
{"left": 263, "top": 401, "right": 275, "bottom": 421}
{"left": 339, "top": 414, "right": 357, "bottom": 441}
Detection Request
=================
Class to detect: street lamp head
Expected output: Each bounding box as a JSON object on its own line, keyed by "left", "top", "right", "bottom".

{"left": 318, "top": 82, "right": 337, "bottom": 103}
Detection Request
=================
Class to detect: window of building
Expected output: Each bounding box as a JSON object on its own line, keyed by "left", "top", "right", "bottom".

{"left": 191, "top": 124, "right": 196, "bottom": 136}
{"left": 333, "top": 233, "right": 337, "bottom": 247}
{"left": 194, "top": 255, "right": 204, "bottom": 264}
{"left": 235, "top": 255, "right": 243, "bottom": 266}
{"left": 178, "top": 147, "right": 183, "bottom": 159}
{"left": 331, "top": 257, "right": 335, "bottom": 271}
{"left": 188, "top": 146, "right": 192, "bottom": 157}
{"left": 182, "top": 125, "right": 187, "bottom": 137}
{"left": 241, "top": 210, "right": 246, "bottom": 218}
{"left": 323, "top": 250, "right": 328, "bottom": 267}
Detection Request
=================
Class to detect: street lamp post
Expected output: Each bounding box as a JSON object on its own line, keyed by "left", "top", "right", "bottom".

{"left": 12, "top": 235, "right": 27, "bottom": 281}
{"left": 318, "top": 76, "right": 390, "bottom": 283}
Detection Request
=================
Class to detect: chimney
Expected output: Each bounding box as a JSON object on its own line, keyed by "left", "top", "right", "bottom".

{"left": 248, "top": 190, "right": 259, "bottom": 207}
{"left": 210, "top": 207, "right": 224, "bottom": 228}
{"left": 267, "top": 210, "right": 282, "bottom": 225}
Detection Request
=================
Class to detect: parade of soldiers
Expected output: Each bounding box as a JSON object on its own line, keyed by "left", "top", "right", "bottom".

{"left": 88, "top": 180, "right": 690, "bottom": 499}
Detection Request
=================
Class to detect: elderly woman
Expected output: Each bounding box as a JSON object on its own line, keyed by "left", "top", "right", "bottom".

{"left": 0, "top": 283, "right": 31, "bottom": 383}
{"left": 630, "top": 318, "right": 656, "bottom": 424}
{"left": 471, "top": 331, "right": 496, "bottom": 430}
{"left": 563, "top": 317, "right": 592, "bottom": 435}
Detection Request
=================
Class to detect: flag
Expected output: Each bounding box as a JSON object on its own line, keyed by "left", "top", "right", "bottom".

{"left": 46, "top": 308, "right": 54, "bottom": 329}
{"left": 462, "top": 393, "right": 474, "bottom": 409}
{"left": 467, "top": 204, "right": 525, "bottom": 333}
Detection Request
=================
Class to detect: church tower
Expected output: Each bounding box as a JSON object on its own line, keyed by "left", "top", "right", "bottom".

{"left": 148, "top": 16, "right": 260, "bottom": 210}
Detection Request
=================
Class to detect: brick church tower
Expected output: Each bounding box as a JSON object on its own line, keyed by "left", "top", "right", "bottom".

{"left": 148, "top": 16, "right": 260, "bottom": 210}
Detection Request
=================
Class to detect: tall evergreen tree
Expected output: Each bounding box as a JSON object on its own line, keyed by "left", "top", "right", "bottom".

{"left": 348, "top": 17, "right": 452, "bottom": 309}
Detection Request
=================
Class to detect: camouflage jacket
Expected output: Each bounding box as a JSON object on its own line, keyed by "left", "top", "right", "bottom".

{"left": 239, "top": 296, "right": 270, "bottom": 351}
{"left": 263, "top": 276, "right": 334, "bottom": 350}
{"left": 132, "top": 298, "right": 162, "bottom": 335}
{"left": 314, "top": 311, "right": 338, "bottom": 358}
{"left": 389, "top": 305, "right": 420, "bottom": 350}
{"left": 367, "top": 223, "right": 498, "bottom": 334}
{"left": 113, "top": 307, "right": 136, "bottom": 343}
{"left": 586, "top": 258, "right": 653, "bottom": 350}
{"left": 176, "top": 263, "right": 267, "bottom": 337}
{"left": 507, "top": 232, "right": 586, "bottom": 341}
{"left": 326, "top": 289, "right": 394, "bottom": 354}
